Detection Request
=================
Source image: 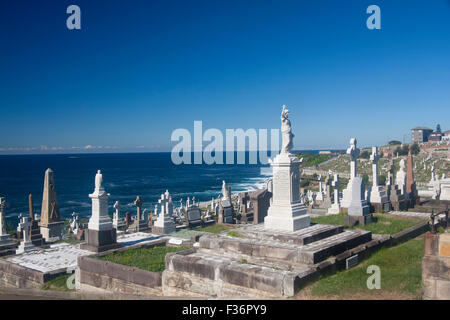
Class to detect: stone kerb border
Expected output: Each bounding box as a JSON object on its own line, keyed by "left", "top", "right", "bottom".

{"left": 77, "top": 238, "right": 195, "bottom": 294}
{"left": 0, "top": 258, "right": 64, "bottom": 289}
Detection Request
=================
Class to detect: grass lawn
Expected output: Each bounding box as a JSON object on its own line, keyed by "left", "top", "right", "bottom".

{"left": 41, "top": 273, "right": 74, "bottom": 291}
{"left": 311, "top": 213, "right": 423, "bottom": 235}
{"left": 298, "top": 236, "right": 424, "bottom": 299}
{"left": 97, "top": 246, "right": 188, "bottom": 273}
{"left": 198, "top": 224, "right": 230, "bottom": 234}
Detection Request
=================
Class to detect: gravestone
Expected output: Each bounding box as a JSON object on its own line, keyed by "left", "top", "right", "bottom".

{"left": 125, "top": 212, "right": 132, "bottom": 226}
{"left": 16, "top": 217, "right": 37, "bottom": 254}
{"left": 387, "top": 160, "right": 408, "bottom": 211}
{"left": 81, "top": 170, "right": 121, "bottom": 253}
{"left": 321, "top": 172, "right": 332, "bottom": 209}
{"left": 39, "top": 169, "right": 65, "bottom": 241}
{"left": 264, "top": 105, "right": 310, "bottom": 231}
{"left": 341, "top": 138, "right": 371, "bottom": 226}
{"left": 28, "top": 193, "right": 46, "bottom": 246}
{"left": 153, "top": 190, "right": 176, "bottom": 234}
{"left": 316, "top": 175, "right": 324, "bottom": 201}
{"left": 406, "top": 149, "right": 419, "bottom": 207}
{"left": 327, "top": 173, "right": 341, "bottom": 215}
{"left": 249, "top": 188, "right": 272, "bottom": 224}
{"left": 395, "top": 159, "right": 408, "bottom": 199}
{"left": 0, "top": 197, "right": 16, "bottom": 254}
{"left": 112, "top": 201, "right": 125, "bottom": 229}
{"left": 368, "top": 147, "right": 389, "bottom": 212}
{"left": 218, "top": 181, "right": 234, "bottom": 224}
{"left": 185, "top": 203, "right": 202, "bottom": 228}
{"left": 128, "top": 196, "right": 150, "bottom": 232}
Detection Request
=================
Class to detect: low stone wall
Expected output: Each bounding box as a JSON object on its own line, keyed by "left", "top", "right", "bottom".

{"left": 0, "top": 259, "right": 62, "bottom": 289}
{"left": 77, "top": 240, "right": 171, "bottom": 296}
{"left": 390, "top": 221, "right": 430, "bottom": 245}
{"left": 422, "top": 233, "right": 450, "bottom": 300}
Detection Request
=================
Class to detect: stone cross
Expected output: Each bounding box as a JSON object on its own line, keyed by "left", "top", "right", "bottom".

{"left": 158, "top": 190, "right": 170, "bottom": 215}
{"left": 19, "top": 216, "right": 32, "bottom": 242}
{"left": 370, "top": 146, "right": 380, "bottom": 187}
{"left": 134, "top": 196, "right": 143, "bottom": 221}
{"left": 332, "top": 174, "right": 341, "bottom": 205}
{"left": 346, "top": 138, "right": 360, "bottom": 179}
{"left": 0, "top": 197, "right": 6, "bottom": 236}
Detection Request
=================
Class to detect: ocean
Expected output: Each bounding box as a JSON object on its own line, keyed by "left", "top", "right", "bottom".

{"left": 0, "top": 151, "right": 320, "bottom": 225}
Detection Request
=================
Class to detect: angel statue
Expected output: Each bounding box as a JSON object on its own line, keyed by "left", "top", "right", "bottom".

{"left": 281, "top": 105, "right": 294, "bottom": 154}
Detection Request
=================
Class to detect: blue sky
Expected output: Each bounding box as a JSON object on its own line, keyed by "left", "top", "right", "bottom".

{"left": 1, "top": 0, "right": 449, "bottom": 153}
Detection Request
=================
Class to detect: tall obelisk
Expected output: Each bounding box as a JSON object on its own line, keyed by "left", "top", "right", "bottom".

{"left": 264, "top": 105, "right": 310, "bottom": 231}
{"left": 39, "top": 169, "right": 65, "bottom": 241}
{"left": 406, "top": 148, "right": 419, "bottom": 206}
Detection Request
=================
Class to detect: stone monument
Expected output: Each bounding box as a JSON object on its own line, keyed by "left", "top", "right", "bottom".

{"left": 316, "top": 175, "right": 324, "bottom": 202}
{"left": 264, "top": 105, "right": 310, "bottom": 231}
{"left": 218, "top": 181, "right": 233, "bottom": 224}
{"left": 81, "top": 170, "right": 121, "bottom": 252}
{"left": 387, "top": 160, "right": 408, "bottom": 211}
{"left": 327, "top": 173, "right": 341, "bottom": 215}
{"left": 395, "top": 159, "right": 408, "bottom": 199}
{"left": 406, "top": 149, "right": 419, "bottom": 207}
{"left": 16, "top": 216, "right": 37, "bottom": 254}
{"left": 368, "top": 147, "right": 389, "bottom": 212}
{"left": 39, "top": 168, "right": 65, "bottom": 241}
{"left": 185, "top": 202, "right": 202, "bottom": 228}
{"left": 153, "top": 190, "right": 176, "bottom": 234}
{"left": 128, "top": 196, "right": 150, "bottom": 232}
{"left": 341, "top": 138, "right": 371, "bottom": 225}
{"left": 0, "top": 197, "right": 16, "bottom": 254}
{"left": 112, "top": 201, "right": 125, "bottom": 229}
{"left": 28, "top": 193, "right": 46, "bottom": 246}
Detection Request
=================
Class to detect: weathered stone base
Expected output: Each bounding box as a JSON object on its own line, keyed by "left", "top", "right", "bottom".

{"left": 347, "top": 203, "right": 370, "bottom": 216}
{"left": 80, "top": 228, "right": 121, "bottom": 253}
{"left": 127, "top": 221, "right": 150, "bottom": 233}
{"left": 390, "top": 199, "right": 408, "bottom": 211}
{"left": 422, "top": 233, "right": 450, "bottom": 300}
{"left": 370, "top": 202, "right": 390, "bottom": 213}
{"left": 327, "top": 204, "right": 341, "bottom": 215}
{"left": 162, "top": 224, "right": 373, "bottom": 298}
{"left": 0, "top": 236, "right": 17, "bottom": 256}
{"left": 39, "top": 221, "right": 65, "bottom": 241}
{"left": 238, "top": 223, "right": 344, "bottom": 246}
{"left": 152, "top": 225, "right": 176, "bottom": 235}
{"left": 345, "top": 214, "right": 372, "bottom": 226}
{"left": 16, "top": 241, "right": 38, "bottom": 254}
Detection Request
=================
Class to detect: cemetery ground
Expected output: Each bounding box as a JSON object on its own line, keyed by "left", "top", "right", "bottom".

{"left": 295, "top": 235, "right": 424, "bottom": 300}
{"left": 96, "top": 245, "right": 189, "bottom": 272}
{"left": 311, "top": 213, "right": 425, "bottom": 235}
